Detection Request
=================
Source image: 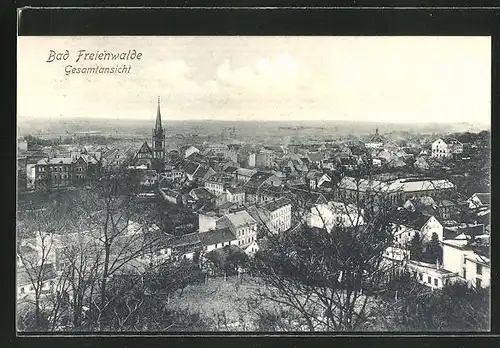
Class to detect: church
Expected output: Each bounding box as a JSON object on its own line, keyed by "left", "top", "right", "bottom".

{"left": 130, "top": 97, "right": 166, "bottom": 173}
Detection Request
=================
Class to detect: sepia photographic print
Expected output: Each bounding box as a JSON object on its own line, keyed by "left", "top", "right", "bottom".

{"left": 16, "top": 36, "right": 491, "bottom": 333}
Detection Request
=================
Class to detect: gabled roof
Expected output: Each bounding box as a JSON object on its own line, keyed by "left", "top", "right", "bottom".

{"left": 198, "top": 228, "right": 236, "bottom": 246}
{"left": 218, "top": 201, "right": 236, "bottom": 210}
{"left": 471, "top": 193, "right": 491, "bottom": 206}
{"left": 36, "top": 157, "right": 73, "bottom": 165}
{"left": 193, "top": 166, "right": 213, "bottom": 180}
{"left": 167, "top": 232, "right": 201, "bottom": 248}
{"left": 286, "top": 187, "right": 327, "bottom": 206}
{"left": 262, "top": 197, "right": 292, "bottom": 213}
{"left": 190, "top": 187, "right": 214, "bottom": 200}
{"left": 224, "top": 166, "right": 238, "bottom": 173}
{"left": 394, "top": 209, "right": 434, "bottom": 231}
{"left": 218, "top": 210, "right": 257, "bottom": 230}
{"left": 245, "top": 171, "right": 275, "bottom": 189}
{"left": 443, "top": 137, "right": 462, "bottom": 145}
{"left": 184, "top": 161, "right": 201, "bottom": 175}
{"left": 237, "top": 168, "right": 258, "bottom": 177}
{"left": 226, "top": 186, "right": 246, "bottom": 194}
{"left": 159, "top": 187, "right": 181, "bottom": 199}
{"left": 137, "top": 142, "right": 153, "bottom": 155}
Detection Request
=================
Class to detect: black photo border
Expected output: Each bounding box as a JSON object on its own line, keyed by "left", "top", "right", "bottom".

{"left": 5, "top": 6, "right": 500, "bottom": 348}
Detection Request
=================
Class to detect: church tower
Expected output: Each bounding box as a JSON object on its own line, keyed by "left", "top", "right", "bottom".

{"left": 152, "top": 96, "right": 165, "bottom": 171}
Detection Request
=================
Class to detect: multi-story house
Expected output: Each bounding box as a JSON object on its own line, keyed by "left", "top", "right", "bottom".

{"left": 441, "top": 237, "right": 490, "bottom": 289}
{"left": 35, "top": 157, "right": 73, "bottom": 189}
{"left": 226, "top": 186, "right": 246, "bottom": 205}
{"left": 391, "top": 210, "right": 444, "bottom": 247}
{"left": 308, "top": 201, "right": 365, "bottom": 232}
{"left": 261, "top": 198, "right": 292, "bottom": 234}
{"left": 73, "top": 154, "right": 100, "bottom": 184}
{"left": 236, "top": 168, "right": 258, "bottom": 183}
{"left": 204, "top": 175, "right": 231, "bottom": 197}
{"left": 407, "top": 260, "right": 462, "bottom": 290}
{"left": 431, "top": 138, "right": 463, "bottom": 158}
{"left": 216, "top": 210, "right": 258, "bottom": 248}
{"left": 255, "top": 149, "right": 276, "bottom": 168}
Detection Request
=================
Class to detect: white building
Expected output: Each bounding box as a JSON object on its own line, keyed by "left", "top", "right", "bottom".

{"left": 261, "top": 198, "right": 292, "bottom": 234}
{"left": 392, "top": 214, "right": 444, "bottom": 247}
{"left": 408, "top": 260, "right": 461, "bottom": 290}
{"left": 308, "top": 201, "right": 365, "bottom": 232}
{"left": 431, "top": 138, "right": 463, "bottom": 158}
{"left": 441, "top": 238, "right": 490, "bottom": 289}
{"left": 198, "top": 228, "right": 238, "bottom": 253}
{"left": 226, "top": 186, "right": 246, "bottom": 205}
{"left": 467, "top": 193, "right": 491, "bottom": 209}
{"left": 255, "top": 149, "right": 276, "bottom": 168}
{"left": 184, "top": 146, "right": 200, "bottom": 159}
{"left": 247, "top": 153, "right": 256, "bottom": 168}
{"left": 216, "top": 210, "right": 258, "bottom": 248}
{"left": 236, "top": 168, "right": 257, "bottom": 183}
{"left": 204, "top": 178, "right": 226, "bottom": 196}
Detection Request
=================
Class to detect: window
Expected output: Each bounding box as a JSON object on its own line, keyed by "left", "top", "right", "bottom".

{"left": 477, "top": 264, "right": 482, "bottom": 275}
{"left": 427, "top": 276, "right": 431, "bottom": 284}
{"left": 434, "top": 278, "right": 438, "bottom": 286}
{"left": 463, "top": 268, "right": 467, "bottom": 279}
{"left": 476, "top": 278, "right": 482, "bottom": 288}
{"left": 419, "top": 273, "right": 423, "bottom": 281}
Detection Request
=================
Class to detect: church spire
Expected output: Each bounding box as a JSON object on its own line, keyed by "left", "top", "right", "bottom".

{"left": 155, "top": 96, "right": 163, "bottom": 132}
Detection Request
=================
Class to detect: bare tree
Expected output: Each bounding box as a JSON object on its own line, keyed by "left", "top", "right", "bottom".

{"left": 250, "top": 171, "right": 400, "bottom": 331}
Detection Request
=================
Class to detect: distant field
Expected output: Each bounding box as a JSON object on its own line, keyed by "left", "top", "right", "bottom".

{"left": 17, "top": 118, "right": 488, "bottom": 143}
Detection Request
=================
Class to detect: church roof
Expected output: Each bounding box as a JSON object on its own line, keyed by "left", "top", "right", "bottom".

{"left": 138, "top": 142, "right": 152, "bottom": 155}
{"left": 155, "top": 96, "right": 163, "bottom": 132}
{"left": 369, "top": 128, "right": 385, "bottom": 143}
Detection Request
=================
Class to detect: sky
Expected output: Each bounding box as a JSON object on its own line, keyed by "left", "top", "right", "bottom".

{"left": 17, "top": 36, "right": 491, "bottom": 125}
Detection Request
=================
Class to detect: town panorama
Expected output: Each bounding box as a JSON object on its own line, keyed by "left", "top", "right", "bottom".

{"left": 16, "top": 37, "right": 490, "bottom": 333}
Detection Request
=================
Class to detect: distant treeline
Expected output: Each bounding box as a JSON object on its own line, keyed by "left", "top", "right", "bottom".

{"left": 454, "top": 130, "right": 490, "bottom": 145}
{"left": 24, "top": 134, "right": 118, "bottom": 147}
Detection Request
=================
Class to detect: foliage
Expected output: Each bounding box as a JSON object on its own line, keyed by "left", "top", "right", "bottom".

{"left": 381, "top": 278, "right": 490, "bottom": 331}
{"left": 251, "top": 220, "right": 394, "bottom": 331}
{"left": 423, "top": 232, "right": 443, "bottom": 264}
{"left": 205, "top": 245, "right": 249, "bottom": 277}
{"left": 408, "top": 232, "right": 424, "bottom": 261}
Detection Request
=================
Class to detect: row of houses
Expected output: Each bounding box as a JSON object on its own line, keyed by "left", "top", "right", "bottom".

{"left": 382, "top": 191, "right": 490, "bottom": 291}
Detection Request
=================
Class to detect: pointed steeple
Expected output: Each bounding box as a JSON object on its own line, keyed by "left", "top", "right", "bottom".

{"left": 155, "top": 96, "right": 163, "bottom": 132}
{"left": 375, "top": 127, "right": 379, "bottom": 136}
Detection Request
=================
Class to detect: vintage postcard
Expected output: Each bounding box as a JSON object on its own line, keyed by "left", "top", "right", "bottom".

{"left": 16, "top": 36, "right": 491, "bottom": 333}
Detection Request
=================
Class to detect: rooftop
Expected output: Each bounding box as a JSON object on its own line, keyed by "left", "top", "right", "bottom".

{"left": 167, "top": 232, "right": 201, "bottom": 248}
{"left": 408, "top": 260, "right": 456, "bottom": 276}
{"left": 262, "top": 197, "right": 292, "bottom": 213}
{"left": 236, "top": 168, "right": 258, "bottom": 177}
{"left": 37, "top": 157, "right": 73, "bottom": 165}
{"left": 338, "top": 176, "right": 455, "bottom": 193}
{"left": 222, "top": 210, "right": 257, "bottom": 228}
{"left": 198, "top": 228, "right": 236, "bottom": 246}
{"left": 471, "top": 193, "right": 491, "bottom": 206}
{"left": 227, "top": 186, "right": 246, "bottom": 194}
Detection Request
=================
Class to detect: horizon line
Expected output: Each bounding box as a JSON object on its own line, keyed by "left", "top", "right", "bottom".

{"left": 17, "top": 116, "right": 491, "bottom": 126}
